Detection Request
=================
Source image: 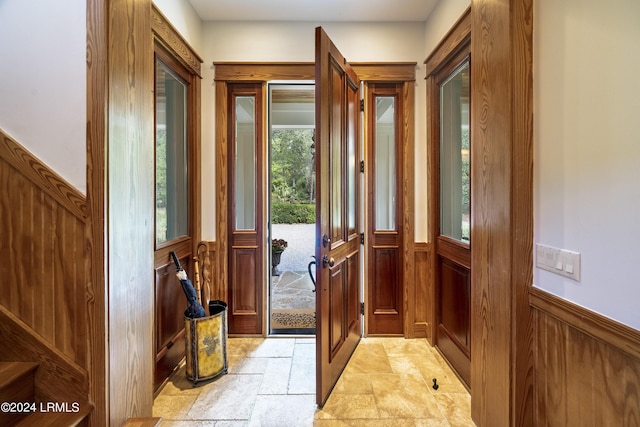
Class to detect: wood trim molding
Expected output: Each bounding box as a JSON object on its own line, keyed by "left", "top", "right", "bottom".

{"left": 0, "top": 129, "right": 87, "bottom": 220}
{"left": 152, "top": 5, "right": 202, "bottom": 77}
{"left": 86, "top": 0, "right": 108, "bottom": 424}
{"left": 0, "top": 305, "right": 89, "bottom": 405}
{"left": 213, "top": 63, "right": 315, "bottom": 81}
{"left": 351, "top": 63, "right": 416, "bottom": 82}
{"left": 424, "top": 7, "right": 471, "bottom": 76}
{"left": 468, "top": 0, "right": 534, "bottom": 425}
{"left": 530, "top": 286, "right": 640, "bottom": 360}
{"left": 213, "top": 62, "right": 417, "bottom": 83}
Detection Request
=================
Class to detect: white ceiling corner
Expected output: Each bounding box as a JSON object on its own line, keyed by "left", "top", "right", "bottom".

{"left": 187, "top": 0, "right": 440, "bottom": 22}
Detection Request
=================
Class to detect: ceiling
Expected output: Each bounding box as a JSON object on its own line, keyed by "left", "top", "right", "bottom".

{"left": 187, "top": 0, "right": 440, "bottom": 22}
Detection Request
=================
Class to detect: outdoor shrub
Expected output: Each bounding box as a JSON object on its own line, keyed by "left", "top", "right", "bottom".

{"left": 272, "top": 203, "right": 315, "bottom": 224}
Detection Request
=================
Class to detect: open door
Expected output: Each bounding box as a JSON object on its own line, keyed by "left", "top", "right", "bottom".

{"left": 315, "top": 27, "right": 362, "bottom": 407}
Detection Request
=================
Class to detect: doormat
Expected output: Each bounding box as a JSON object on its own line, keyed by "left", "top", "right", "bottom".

{"left": 271, "top": 309, "right": 316, "bottom": 329}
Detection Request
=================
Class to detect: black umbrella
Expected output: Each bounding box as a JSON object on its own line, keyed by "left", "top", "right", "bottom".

{"left": 171, "top": 251, "right": 206, "bottom": 318}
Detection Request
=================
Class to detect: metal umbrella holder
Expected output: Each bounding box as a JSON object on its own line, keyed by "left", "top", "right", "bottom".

{"left": 171, "top": 250, "right": 228, "bottom": 385}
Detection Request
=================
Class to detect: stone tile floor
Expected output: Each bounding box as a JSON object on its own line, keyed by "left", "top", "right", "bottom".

{"left": 153, "top": 337, "right": 475, "bottom": 426}
{"left": 271, "top": 271, "right": 315, "bottom": 311}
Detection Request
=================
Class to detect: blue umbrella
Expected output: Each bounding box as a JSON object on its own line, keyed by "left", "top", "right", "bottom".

{"left": 171, "top": 251, "right": 206, "bottom": 318}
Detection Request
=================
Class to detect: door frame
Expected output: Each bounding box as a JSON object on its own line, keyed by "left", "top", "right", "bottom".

{"left": 214, "top": 62, "right": 416, "bottom": 337}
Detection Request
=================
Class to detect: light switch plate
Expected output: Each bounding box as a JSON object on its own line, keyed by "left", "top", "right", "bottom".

{"left": 536, "top": 243, "right": 581, "bottom": 281}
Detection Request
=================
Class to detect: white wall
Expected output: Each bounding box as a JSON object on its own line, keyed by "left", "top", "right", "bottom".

{"left": 0, "top": 0, "right": 86, "bottom": 193}
{"left": 534, "top": 0, "right": 640, "bottom": 329}
{"left": 153, "top": 0, "right": 203, "bottom": 54}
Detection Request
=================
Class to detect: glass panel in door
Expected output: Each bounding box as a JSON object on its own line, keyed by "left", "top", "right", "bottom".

{"left": 440, "top": 61, "right": 470, "bottom": 243}
{"left": 235, "top": 96, "right": 256, "bottom": 230}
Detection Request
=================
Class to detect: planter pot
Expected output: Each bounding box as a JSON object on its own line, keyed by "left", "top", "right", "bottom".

{"left": 272, "top": 250, "right": 284, "bottom": 276}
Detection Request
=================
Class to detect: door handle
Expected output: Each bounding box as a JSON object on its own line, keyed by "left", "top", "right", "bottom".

{"left": 322, "top": 255, "right": 335, "bottom": 268}
{"left": 322, "top": 233, "right": 331, "bottom": 248}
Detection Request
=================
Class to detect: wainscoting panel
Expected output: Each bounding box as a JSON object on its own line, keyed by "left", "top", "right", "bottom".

{"left": 0, "top": 130, "right": 88, "bottom": 365}
{"left": 409, "top": 242, "right": 430, "bottom": 339}
{"left": 531, "top": 287, "right": 640, "bottom": 426}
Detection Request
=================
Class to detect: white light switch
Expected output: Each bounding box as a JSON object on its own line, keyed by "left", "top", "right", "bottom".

{"left": 535, "top": 243, "right": 581, "bottom": 281}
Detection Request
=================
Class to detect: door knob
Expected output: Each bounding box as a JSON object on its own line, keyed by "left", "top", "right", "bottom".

{"left": 322, "top": 255, "right": 335, "bottom": 268}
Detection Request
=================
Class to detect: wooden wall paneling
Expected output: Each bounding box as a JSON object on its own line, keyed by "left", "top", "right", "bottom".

{"left": 469, "top": 0, "right": 534, "bottom": 425}
{"left": 86, "top": 0, "right": 108, "bottom": 422}
{"left": 531, "top": 289, "right": 640, "bottom": 426}
{"left": 409, "top": 242, "right": 430, "bottom": 339}
{"left": 0, "top": 133, "right": 88, "bottom": 366}
{"left": 533, "top": 306, "right": 640, "bottom": 424}
{"left": 107, "top": 0, "right": 155, "bottom": 425}
{"left": 0, "top": 130, "right": 87, "bottom": 219}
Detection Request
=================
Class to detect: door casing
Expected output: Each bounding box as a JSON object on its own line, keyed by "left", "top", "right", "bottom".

{"left": 214, "top": 62, "right": 417, "bottom": 338}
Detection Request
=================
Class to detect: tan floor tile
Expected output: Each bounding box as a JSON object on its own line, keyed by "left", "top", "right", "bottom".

{"left": 434, "top": 393, "right": 475, "bottom": 427}
{"left": 226, "top": 338, "right": 264, "bottom": 358}
{"left": 248, "top": 394, "right": 316, "bottom": 426}
{"left": 380, "top": 337, "right": 431, "bottom": 356}
{"left": 344, "top": 342, "right": 393, "bottom": 374}
{"left": 159, "top": 421, "right": 217, "bottom": 427}
{"left": 387, "top": 354, "right": 424, "bottom": 376}
{"left": 369, "top": 373, "right": 444, "bottom": 419}
{"left": 314, "top": 419, "right": 423, "bottom": 427}
{"left": 154, "top": 337, "right": 473, "bottom": 426}
{"left": 332, "top": 372, "right": 373, "bottom": 394}
{"left": 414, "top": 420, "right": 452, "bottom": 427}
{"left": 315, "top": 394, "right": 379, "bottom": 420}
{"left": 157, "top": 364, "right": 204, "bottom": 396}
{"left": 408, "top": 352, "right": 469, "bottom": 394}
{"left": 153, "top": 394, "right": 198, "bottom": 420}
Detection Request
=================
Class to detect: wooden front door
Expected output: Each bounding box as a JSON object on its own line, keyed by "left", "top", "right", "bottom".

{"left": 227, "top": 83, "right": 265, "bottom": 335}
{"left": 432, "top": 47, "right": 472, "bottom": 387}
{"left": 365, "top": 83, "right": 404, "bottom": 335}
{"left": 315, "top": 27, "right": 362, "bottom": 406}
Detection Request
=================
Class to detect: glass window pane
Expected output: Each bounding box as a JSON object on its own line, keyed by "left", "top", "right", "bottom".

{"left": 330, "top": 66, "right": 343, "bottom": 242}
{"left": 156, "top": 60, "right": 188, "bottom": 245}
{"left": 235, "top": 96, "right": 256, "bottom": 230}
{"left": 375, "top": 96, "right": 396, "bottom": 231}
{"left": 440, "top": 61, "right": 470, "bottom": 242}
{"left": 348, "top": 82, "right": 358, "bottom": 233}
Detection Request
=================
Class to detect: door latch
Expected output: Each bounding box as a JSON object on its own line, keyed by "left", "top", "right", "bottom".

{"left": 322, "top": 255, "right": 334, "bottom": 268}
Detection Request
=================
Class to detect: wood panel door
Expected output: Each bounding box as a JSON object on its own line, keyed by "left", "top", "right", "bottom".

{"left": 366, "top": 83, "right": 404, "bottom": 335}
{"left": 315, "top": 27, "right": 362, "bottom": 407}
{"left": 227, "top": 83, "right": 265, "bottom": 335}
{"left": 432, "top": 47, "right": 472, "bottom": 387}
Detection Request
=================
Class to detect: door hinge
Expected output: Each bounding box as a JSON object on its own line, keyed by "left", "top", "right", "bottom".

{"left": 360, "top": 302, "right": 365, "bottom": 315}
{"left": 360, "top": 99, "right": 364, "bottom": 111}
{"left": 360, "top": 160, "right": 364, "bottom": 173}
{"left": 360, "top": 232, "right": 365, "bottom": 245}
